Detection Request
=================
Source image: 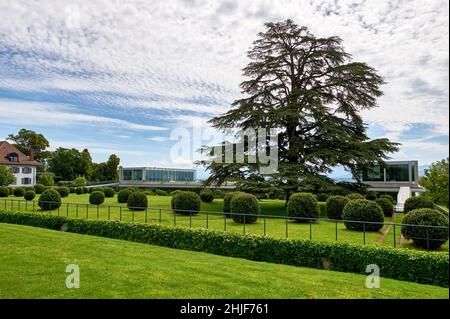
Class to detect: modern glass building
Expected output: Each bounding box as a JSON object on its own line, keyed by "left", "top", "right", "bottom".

{"left": 119, "top": 167, "right": 196, "bottom": 183}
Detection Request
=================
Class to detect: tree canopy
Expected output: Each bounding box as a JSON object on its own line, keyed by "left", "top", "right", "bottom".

{"left": 200, "top": 20, "right": 399, "bottom": 197}
{"left": 421, "top": 158, "right": 449, "bottom": 207}
{"left": 7, "top": 128, "right": 49, "bottom": 160}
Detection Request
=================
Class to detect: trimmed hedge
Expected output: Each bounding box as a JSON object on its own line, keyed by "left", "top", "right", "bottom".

{"left": 104, "top": 187, "right": 115, "bottom": 198}
{"left": 346, "top": 193, "right": 364, "bottom": 200}
{"left": 342, "top": 199, "right": 384, "bottom": 231}
{"left": 24, "top": 190, "right": 36, "bottom": 201}
{"left": 56, "top": 187, "right": 69, "bottom": 198}
{"left": 404, "top": 196, "right": 434, "bottom": 214}
{"left": 76, "top": 187, "right": 84, "bottom": 195}
{"left": 365, "top": 192, "right": 378, "bottom": 200}
{"left": 13, "top": 187, "right": 25, "bottom": 197}
{"left": 223, "top": 191, "right": 244, "bottom": 214}
{"left": 171, "top": 191, "right": 201, "bottom": 215}
{"left": 287, "top": 193, "right": 320, "bottom": 222}
{"left": 199, "top": 189, "right": 214, "bottom": 203}
{"left": 118, "top": 189, "right": 131, "bottom": 203}
{"left": 38, "top": 189, "right": 62, "bottom": 211}
{"left": 375, "top": 198, "right": 394, "bottom": 217}
{"left": 380, "top": 194, "right": 395, "bottom": 204}
{"left": 89, "top": 191, "right": 105, "bottom": 205}
{"left": 34, "top": 184, "right": 46, "bottom": 194}
{"left": 0, "top": 186, "right": 9, "bottom": 197}
{"left": 401, "top": 208, "right": 449, "bottom": 250}
{"left": 230, "top": 193, "right": 259, "bottom": 224}
{"left": 127, "top": 192, "right": 148, "bottom": 211}
{"left": 326, "top": 195, "right": 349, "bottom": 220}
{"left": 0, "top": 210, "right": 447, "bottom": 288}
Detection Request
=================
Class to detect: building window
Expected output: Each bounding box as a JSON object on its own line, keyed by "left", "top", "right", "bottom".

{"left": 386, "top": 164, "right": 410, "bottom": 182}
{"left": 22, "top": 178, "right": 32, "bottom": 185}
{"left": 362, "top": 165, "right": 384, "bottom": 182}
{"left": 7, "top": 153, "right": 19, "bottom": 162}
{"left": 22, "top": 167, "right": 32, "bottom": 174}
{"left": 10, "top": 167, "right": 20, "bottom": 174}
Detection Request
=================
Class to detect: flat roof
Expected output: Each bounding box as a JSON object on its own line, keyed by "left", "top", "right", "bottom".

{"left": 120, "top": 166, "right": 196, "bottom": 172}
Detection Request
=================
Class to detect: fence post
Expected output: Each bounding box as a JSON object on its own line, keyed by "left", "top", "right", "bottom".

{"left": 363, "top": 223, "right": 366, "bottom": 245}
{"left": 224, "top": 214, "right": 227, "bottom": 231}
{"left": 393, "top": 224, "right": 396, "bottom": 248}
{"left": 335, "top": 221, "right": 338, "bottom": 241}
{"left": 309, "top": 221, "right": 312, "bottom": 240}
{"left": 67, "top": 203, "right": 69, "bottom": 217}
{"left": 159, "top": 208, "right": 162, "bottom": 224}
{"left": 264, "top": 217, "right": 266, "bottom": 236}
{"left": 132, "top": 210, "right": 134, "bottom": 222}
{"left": 173, "top": 210, "right": 176, "bottom": 226}
{"left": 86, "top": 204, "right": 88, "bottom": 219}
{"left": 25, "top": 200, "right": 27, "bottom": 211}
{"left": 97, "top": 206, "right": 99, "bottom": 219}
{"left": 206, "top": 212, "right": 209, "bottom": 229}
{"left": 32, "top": 200, "right": 35, "bottom": 212}
{"left": 189, "top": 211, "right": 192, "bottom": 228}
{"left": 145, "top": 208, "right": 148, "bottom": 224}
{"left": 243, "top": 215, "right": 246, "bottom": 235}
{"left": 76, "top": 204, "right": 79, "bottom": 218}
{"left": 108, "top": 206, "right": 111, "bottom": 220}
{"left": 285, "top": 218, "right": 288, "bottom": 238}
{"left": 18, "top": 200, "right": 20, "bottom": 211}
{"left": 426, "top": 226, "right": 430, "bottom": 250}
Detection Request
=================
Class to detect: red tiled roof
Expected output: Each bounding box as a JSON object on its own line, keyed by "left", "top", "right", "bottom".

{"left": 0, "top": 141, "right": 40, "bottom": 166}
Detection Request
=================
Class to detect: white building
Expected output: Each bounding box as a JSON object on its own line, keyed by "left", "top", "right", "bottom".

{"left": 0, "top": 141, "right": 40, "bottom": 187}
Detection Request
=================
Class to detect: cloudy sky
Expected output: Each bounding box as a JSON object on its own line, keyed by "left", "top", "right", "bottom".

{"left": 0, "top": 0, "right": 448, "bottom": 178}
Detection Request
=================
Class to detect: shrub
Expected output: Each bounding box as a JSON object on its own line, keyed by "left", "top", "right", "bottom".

{"left": 401, "top": 208, "right": 449, "bottom": 250}
{"left": 38, "top": 189, "right": 61, "bottom": 210}
{"left": 127, "top": 192, "right": 148, "bottom": 211}
{"left": 7, "top": 187, "right": 13, "bottom": 195}
{"left": 89, "top": 191, "right": 105, "bottom": 205}
{"left": 38, "top": 172, "right": 54, "bottom": 186}
{"left": 375, "top": 198, "right": 394, "bottom": 217}
{"left": 83, "top": 187, "right": 89, "bottom": 194}
{"left": 69, "top": 187, "right": 76, "bottom": 194}
{"left": 144, "top": 190, "right": 154, "bottom": 196}
{"left": 23, "top": 186, "right": 34, "bottom": 192}
{"left": 154, "top": 189, "right": 168, "bottom": 196}
{"left": 223, "top": 191, "right": 244, "bottom": 214}
{"left": 171, "top": 191, "right": 201, "bottom": 215}
{"left": 326, "top": 195, "right": 350, "bottom": 220}
{"left": 256, "top": 193, "right": 270, "bottom": 200}
{"left": 404, "top": 196, "right": 434, "bottom": 214}
{"left": 24, "top": 190, "right": 36, "bottom": 201}
{"left": 346, "top": 193, "right": 364, "bottom": 200}
{"left": 230, "top": 193, "right": 260, "bottom": 224}
{"left": 316, "top": 193, "right": 329, "bottom": 202}
{"left": 127, "top": 187, "right": 141, "bottom": 193}
{"left": 74, "top": 176, "right": 87, "bottom": 186}
{"left": 199, "top": 189, "right": 214, "bottom": 203}
{"left": 118, "top": 189, "right": 131, "bottom": 203}
{"left": 13, "top": 187, "right": 25, "bottom": 197}
{"left": 380, "top": 194, "right": 395, "bottom": 204}
{"left": 0, "top": 186, "right": 10, "bottom": 197}
{"left": 212, "top": 190, "right": 225, "bottom": 198}
{"left": 104, "top": 187, "right": 115, "bottom": 198}
{"left": 170, "top": 190, "right": 183, "bottom": 196}
{"left": 34, "top": 184, "right": 46, "bottom": 194}
{"left": 56, "top": 187, "right": 69, "bottom": 198}
{"left": 75, "top": 187, "right": 84, "bottom": 195}
{"left": 287, "top": 193, "right": 320, "bottom": 222}
{"left": 365, "top": 192, "right": 378, "bottom": 200}
{"left": 92, "top": 187, "right": 105, "bottom": 193}
{"left": 0, "top": 211, "right": 447, "bottom": 288}
{"left": 342, "top": 199, "right": 384, "bottom": 231}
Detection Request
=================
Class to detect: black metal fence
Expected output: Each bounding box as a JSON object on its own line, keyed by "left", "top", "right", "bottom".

{"left": 1, "top": 198, "right": 448, "bottom": 251}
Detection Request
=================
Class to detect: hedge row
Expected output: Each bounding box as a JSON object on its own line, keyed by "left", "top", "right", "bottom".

{"left": 0, "top": 210, "right": 447, "bottom": 287}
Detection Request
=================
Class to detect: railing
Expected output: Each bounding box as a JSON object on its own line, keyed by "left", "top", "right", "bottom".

{"left": 1, "top": 198, "right": 448, "bottom": 251}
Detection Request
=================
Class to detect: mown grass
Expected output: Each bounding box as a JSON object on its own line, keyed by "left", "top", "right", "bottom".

{"left": 0, "top": 223, "right": 447, "bottom": 299}
{"left": 1, "top": 194, "right": 447, "bottom": 252}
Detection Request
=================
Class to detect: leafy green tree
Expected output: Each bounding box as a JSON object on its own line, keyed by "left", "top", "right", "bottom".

{"left": 49, "top": 148, "right": 84, "bottom": 181}
{"left": 7, "top": 129, "right": 49, "bottom": 160}
{"left": 421, "top": 158, "right": 449, "bottom": 207}
{"left": 90, "top": 154, "right": 120, "bottom": 181}
{"left": 0, "top": 166, "right": 16, "bottom": 186}
{"left": 200, "top": 20, "right": 399, "bottom": 202}
{"left": 80, "top": 149, "right": 93, "bottom": 179}
{"left": 38, "top": 172, "right": 54, "bottom": 186}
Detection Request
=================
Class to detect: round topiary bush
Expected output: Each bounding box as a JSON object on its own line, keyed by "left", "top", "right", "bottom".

{"left": 104, "top": 187, "right": 115, "bottom": 198}
{"left": 118, "top": 189, "right": 131, "bottom": 203}
{"left": 346, "top": 193, "right": 364, "bottom": 200}
{"left": 56, "top": 187, "right": 69, "bottom": 198}
{"left": 89, "top": 191, "right": 105, "bottom": 205}
{"left": 170, "top": 190, "right": 183, "bottom": 196}
{"left": 365, "top": 192, "right": 378, "bottom": 200}
{"left": 401, "top": 208, "right": 449, "bottom": 250}
{"left": 380, "top": 194, "right": 395, "bottom": 204}
{"left": 403, "top": 196, "right": 434, "bottom": 214}
{"left": 127, "top": 192, "right": 148, "bottom": 211}
{"left": 13, "top": 187, "right": 25, "bottom": 197}
{"left": 38, "top": 189, "right": 62, "bottom": 211}
{"left": 76, "top": 187, "right": 84, "bottom": 195}
{"left": 171, "top": 191, "right": 201, "bottom": 215}
{"left": 83, "top": 187, "right": 89, "bottom": 194}
{"left": 0, "top": 186, "right": 10, "bottom": 197}
{"left": 287, "top": 193, "right": 320, "bottom": 222}
{"left": 212, "top": 189, "right": 225, "bottom": 198}
{"left": 223, "top": 191, "right": 244, "bottom": 214}
{"left": 375, "top": 197, "right": 394, "bottom": 217}
{"left": 154, "top": 189, "right": 168, "bottom": 196}
{"left": 34, "top": 183, "right": 46, "bottom": 194}
{"left": 7, "top": 187, "right": 13, "bottom": 195}
{"left": 342, "top": 199, "right": 384, "bottom": 231}
{"left": 230, "top": 193, "right": 260, "bottom": 224}
{"left": 23, "top": 186, "right": 34, "bottom": 192}
{"left": 199, "top": 189, "right": 214, "bottom": 203}
{"left": 326, "top": 195, "right": 350, "bottom": 220}
{"left": 24, "top": 190, "right": 36, "bottom": 201}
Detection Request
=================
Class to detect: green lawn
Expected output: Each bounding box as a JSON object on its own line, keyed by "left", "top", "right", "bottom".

{"left": 0, "top": 223, "right": 447, "bottom": 299}
{"left": 1, "top": 194, "right": 448, "bottom": 252}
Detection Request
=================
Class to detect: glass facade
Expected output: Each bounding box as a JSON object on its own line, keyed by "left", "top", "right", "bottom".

{"left": 362, "top": 165, "right": 384, "bottom": 182}
{"left": 121, "top": 168, "right": 195, "bottom": 182}
{"left": 362, "top": 161, "right": 418, "bottom": 183}
{"left": 386, "top": 164, "right": 409, "bottom": 182}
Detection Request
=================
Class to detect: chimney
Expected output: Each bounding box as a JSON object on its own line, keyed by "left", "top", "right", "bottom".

{"left": 29, "top": 149, "right": 35, "bottom": 161}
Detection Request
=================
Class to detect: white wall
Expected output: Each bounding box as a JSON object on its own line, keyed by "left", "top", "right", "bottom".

{"left": 3, "top": 165, "right": 37, "bottom": 187}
